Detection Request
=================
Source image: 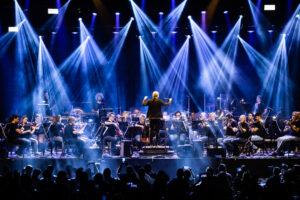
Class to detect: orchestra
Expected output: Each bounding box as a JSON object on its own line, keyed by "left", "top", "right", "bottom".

{"left": 2, "top": 92, "right": 300, "bottom": 158}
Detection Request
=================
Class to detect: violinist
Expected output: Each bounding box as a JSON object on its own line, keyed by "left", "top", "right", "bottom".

{"left": 4, "top": 115, "right": 30, "bottom": 157}
{"left": 272, "top": 111, "right": 300, "bottom": 156}
{"left": 64, "top": 117, "right": 86, "bottom": 157}
{"left": 33, "top": 115, "right": 49, "bottom": 154}
{"left": 19, "top": 116, "right": 39, "bottom": 156}
{"left": 103, "top": 113, "right": 123, "bottom": 147}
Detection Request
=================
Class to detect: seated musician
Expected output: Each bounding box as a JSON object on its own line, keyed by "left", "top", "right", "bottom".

{"left": 64, "top": 117, "right": 86, "bottom": 156}
{"left": 102, "top": 113, "right": 123, "bottom": 147}
{"left": 250, "top": 113, "right": 267, "bottom": 142}
{"left": 118, "top": 111, "right": 131, "bottom": 132}
{"left": 204, "top": 112, "right": 222, "bottom": 139}
{"left": 247, "top": 113, "right": 254, "bottom": 126}
{"left": 235, "top": 115, "right": 254, "bottom": 154}
{"left": 122, "top": 111, "right": 132, "bottom": 122}
{"left": 19, "top": 116, "right": 39, "bottom": 156}
{"left": 169, "top": 111, "right": 188, "bottom": 145}
{"left": 33, "top": 115, "right": 48, "bottom": 154}
{"left": 236, "top": 115, "right": 252, "bottom": 140}
{"left": 272, "top": 111, "right": 300, "bottom": 156}
{"left": 222, "top": 114, "right": 239, "bottom": 156}
{"left": 49, "top": 115, "right": 65, "bottom": 153}
{"left": 4, "top": 115, "right": 30, "bottom": 158}
{"left": 134, "top": 114, "right": 147, "bottom": 147}
{"left": 135, "top": 114, "right": 146, "bottom": 128}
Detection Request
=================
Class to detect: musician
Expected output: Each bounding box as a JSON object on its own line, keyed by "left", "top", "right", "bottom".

{"left": 33, "top": 115, "right": 48, "bottom": 154}
{"left": 142, "top": 91, "right": 172, "bottom": 146}
{"left": 253, "top": 95, "right": 267, "bottom": 116}
{"left": 237, "top": 115, "right": 252, "bottom": 139}
{"left": 136, "top": 114, "right": 146, "bottom": 128}
{"left": 4, "top": 115, "right": 30, "bottom": 157}
{"left": 42, "top": 91, "right": 56, "bottom": 116}
{"left": 169, "top": 111, "right": 188, "bottom": 145}
{"left": 272, "top": 111, "right": 300, "bottom": 156}
{"left": 134, "top": 114, "right": 147, "bottom": 147}
{"left": 122, "top": 111, "right": 132, "bottom": 122}
{"left": 223, "top": 115, "right": 251, "bottom": 156}
{"left": 92, "top": 93, "right": 107, "bottom": 121}
{"left": 49, "top": 115, "right": 65, "bottom": 153}
{"left": 203, "top": 112, "right": 221, "bottom": 138}
{"left": 222, "top": 114, "right": 239, "bottom": 156}
{"left": 250, "top": 113, "right": 267, "bottom": 143}
{"left": 133, "top": 109, "right": 142, "bottom": 119}
{"left": 102, "top": 113, "right": 122, "bottom": 147}
{"left": 247, "top": 113, "right": 255, "bottom": 126}
{"left": 119, "top": 111, "right": 131, "bottom": 132}
{"left": 64, "top": 117, "right": 86, "bottom": 156}
{"left": 19, "top": 116, "right": 39, "bottom": 156}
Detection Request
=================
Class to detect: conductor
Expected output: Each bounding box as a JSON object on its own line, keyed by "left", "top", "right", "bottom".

{"left": 142, "top": 91, "right": 172, "bottom": 145}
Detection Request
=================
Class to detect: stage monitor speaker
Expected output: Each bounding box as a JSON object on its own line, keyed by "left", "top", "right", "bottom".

{"left": 207, "top": 146, "right": 226, "bottom": 157}
{"left": 120, "top": 140, "right": 133, "bottom": 157}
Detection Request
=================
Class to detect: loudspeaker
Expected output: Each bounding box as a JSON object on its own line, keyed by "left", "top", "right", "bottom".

{"left": 120, "top": 140, "right": 133, "bottom": 157}
{"left": 207, "top": 146, "right": 226, "bottom": 157}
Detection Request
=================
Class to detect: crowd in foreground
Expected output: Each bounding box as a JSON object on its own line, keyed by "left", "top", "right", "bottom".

{"left": 0, "top": 162, "right": 300, "bottom": 200}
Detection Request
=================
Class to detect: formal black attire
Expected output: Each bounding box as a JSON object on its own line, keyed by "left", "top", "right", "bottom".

{"left": 143, "top": 98, "right": 171, "bottom": 145}
{"left": 4, "top": 123, "right": 30, "bottom": 156}
{"left": 64, "top": 124, "right": 85, "bottom": 156}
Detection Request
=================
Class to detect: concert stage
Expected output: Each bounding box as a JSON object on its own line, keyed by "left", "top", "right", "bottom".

{"left": 1, "top": 154, "right": 300, "bottom": 179}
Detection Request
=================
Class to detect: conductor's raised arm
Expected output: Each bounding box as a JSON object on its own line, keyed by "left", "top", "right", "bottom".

{"left": 142, "top": 96, "right": 148, "bottom": 106}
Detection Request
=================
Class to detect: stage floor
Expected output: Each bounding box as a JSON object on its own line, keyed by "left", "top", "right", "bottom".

{"left": 1, "top": 150, "right": 300, "bottom": 178}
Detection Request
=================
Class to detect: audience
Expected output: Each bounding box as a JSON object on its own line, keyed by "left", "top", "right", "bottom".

{"left": 0, "top": 163, "right": 299, "bottom": 200}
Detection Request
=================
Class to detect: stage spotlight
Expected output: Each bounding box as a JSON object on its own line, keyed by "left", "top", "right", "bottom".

{"left": 186, "top": 35, "right": 191, "bottom": 39}
{"left": 248, "top": 30, "right": 254, "bottom": 33}
{"left": 159, "top": 12, "right": 164, "bottom": 15}
{"left": 282, "top": 33, "right": 286, "bottom": 38}
{"left": 51, "top": 32, "right": 56, "bottom": 35}
{"left": 201, "top": 11, "right": 206, "bottom": 14}
{"left": 224, "top": 11, "right": 228, "bottom": 14}
{"left": 151, "top": 31, "right": 156, "bottom": 35}
{"left": 264, "top": 4, "right": 275, "bottom": 11}
{"left": 92, "top": 12, "right": 97, "bottom": 16}
{"left": 78, "top": 18, "right": 82, "bottom": 21}
{"left": 130, "top": 17, "right": 134, "bottom": 21}
{"left": 39, "top": 35, "right": 42, "bottom": 40}
{"left": 139, "top": 35, "right": 142, "bottom": 39}
{"left": 211, "top": 30, "right": 217, "bottom": 33}
{"left": 296, "top": 14, "right": 300, "bottom": 19}
{"left": 72, "top": 32, "right": 78, "bottom": 35}
{"left": 172, "top": 31, "right": 177, "bottom": 34}
{"left": 239, "top": 15, "right": 243, "bottom": 18}
{"left": 115, "top": 12, "right": 120, "bottom": 15}
{"left": 8, "top": 26, "right": 19, "bottom": 32}
{"left": 48, "top": 8, "right": 59, "bottom": 15}
{"left": 187, "top": 15, "right": 191, "bottom": 19}
{"left": 113, "top": 31, "right": 119, "bottom": 34}
{"left": 268, "top": 30, "right": 273, "bottom": 33}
